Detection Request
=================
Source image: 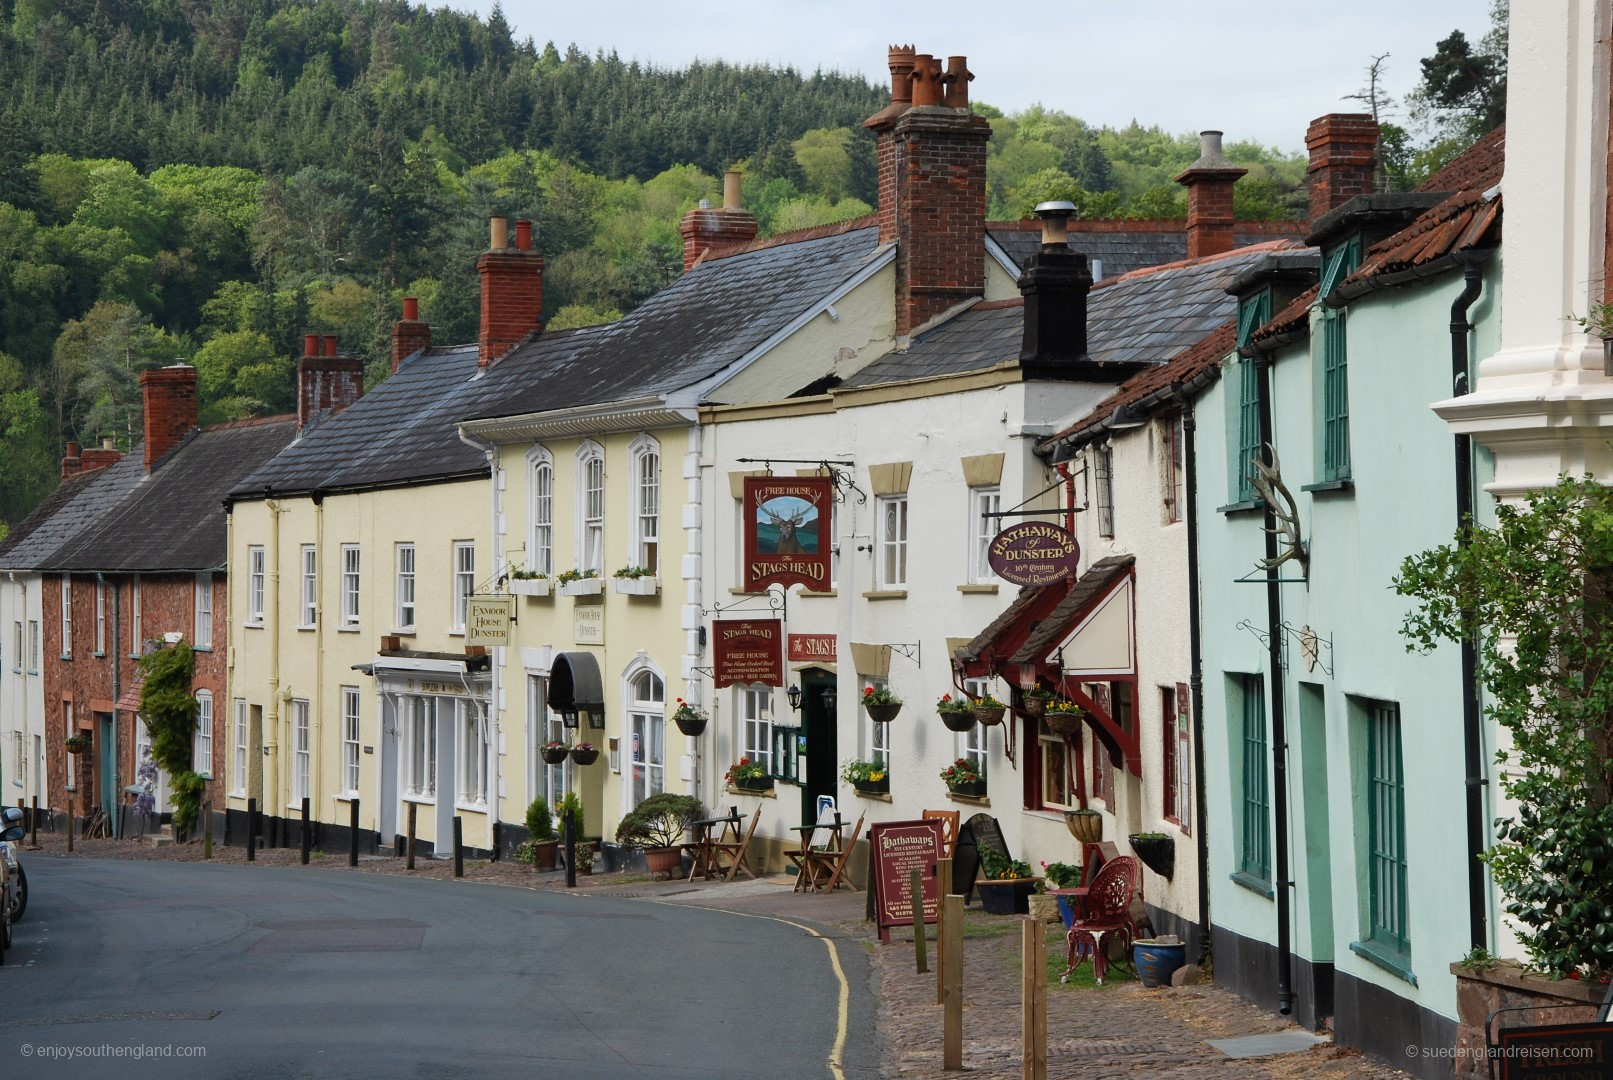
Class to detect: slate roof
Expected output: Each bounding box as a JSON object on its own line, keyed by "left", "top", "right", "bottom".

{"left": 0, "top": 455, "right": 145, "bottom": 571}
{"left": 57, "top": 416, "right": 296, "bottom": 572}
{"left": 842, "top": 241, "right": 1296, "bottom": 388}
{"left": 990, "top": 220, "right": 1304, "bottom": 280}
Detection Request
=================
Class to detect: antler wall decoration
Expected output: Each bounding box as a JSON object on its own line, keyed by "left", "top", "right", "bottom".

{"left": 1248, "top": 443, "right": 1308, "bottom": 579}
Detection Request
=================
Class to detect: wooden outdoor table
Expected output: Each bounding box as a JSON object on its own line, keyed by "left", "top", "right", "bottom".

{"left": 786, "top": 820, "right": 846, "bottom": 892}
{"left": 684, "top": 813, "right": 741, "bottom": 881}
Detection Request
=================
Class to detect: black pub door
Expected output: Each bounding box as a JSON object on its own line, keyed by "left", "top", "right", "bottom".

{"left": 800, "top": 668, "right": 838, "bottom": 823}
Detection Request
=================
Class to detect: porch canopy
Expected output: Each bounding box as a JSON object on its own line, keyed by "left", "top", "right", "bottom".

{"left": 549, "top": 650, "right": 604, "bottom": 722}
{"left": 953, "top": 554, "right": 1140, "bottom": 775}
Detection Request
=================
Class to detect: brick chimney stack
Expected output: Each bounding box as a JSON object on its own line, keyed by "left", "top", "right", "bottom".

{"left": 1175, "top": 131, "right": 1247, "bottom": 260}
{"left": 477, "top": 217, "right": 543, "bottom": 368}
{"left": 1019, "top": 201, "right": 1094, "bottom": 379}
{"left": 60, "top": 440, "right": 81, "bottom": 479}
{"left": 391, "top": 296, "right": 432, "bottom": 374}
{"left": 80, "top": 437, "right": 121, "bottom": 472}
{"left": 677, "top": 171, "right": 759, "bottom": 271}
{"left": 1306, "top": 113, "right": 1379, "bottom": 223}
{"left": 864, "top": 46, "right": 990, "bottom": 340}
{"left": 140, "top": 363, "right": 198, "bottom": 472}
{"left": 296, "top": 334, "right": 364, "bottom": 432}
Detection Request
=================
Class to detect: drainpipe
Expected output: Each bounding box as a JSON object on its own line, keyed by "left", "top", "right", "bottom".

{"left": 457, "top": 427, "right": 501, "bottom": 854}
{"left": 1175, "top": 390, "right": 1212, "bottom": 963}
{"left": 1449, "top": 250, "right": 1492, "bottom": 952}
{"left": 107, "top": 574, "right": 121, "bottom": 838}
{"left": 264, "top": 498, "right": 283, "bottom": 839}
{"left": 312, "top": 493, "right": 324, "bottom": 834}
{"left": 1253, "top": 351, "right": 1295, "bottom": 1015}
{"left": 1056, "top": 462, "right": 1077, "bottom": 534}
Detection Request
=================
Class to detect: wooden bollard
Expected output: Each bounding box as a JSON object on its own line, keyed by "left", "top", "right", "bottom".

{"left": 66, "top": 807, "right": 73, "bottom": 853}
{"left": 349, "top": 799, "right": 359, "bottom": 867}
{"left": 406, "top": 802, "right": 417, "bottom": 870}
{"left": 30, "top": 796, "right": 39, "bottom": 847}
{"left": 1021, "top": 916, "right": 1047, "bottom": 1080}
{"left": 202, "top": 799, "right": 212, "bottom": 860}
{"left": 942, "top": 893, "right": 964, "bottom": 1071}
{"left": 299, "top": 797, "right": 311, "bottom": 864}
{"left": 936, "top": 857, "right": 953, "bottom": 1004}
{"left": 246, "top": 798, "right": 257, "bottom": 861}
{"left": 453, "top": 816, "right": 464, "bottom": 878}
{"left": 912, "top": 868, "right": 928, "bottom": 974}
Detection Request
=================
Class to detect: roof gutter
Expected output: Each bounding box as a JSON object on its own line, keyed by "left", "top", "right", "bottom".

{"left": 459, "top": 398, "right": 696, "bottom": 444}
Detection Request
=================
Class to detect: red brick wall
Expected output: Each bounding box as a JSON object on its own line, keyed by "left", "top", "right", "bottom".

{"left": 889, "top": 108, "right": 990, "bottom": 337}
{"left": 391, "top": 299, "right": 432, "bottom": 374}
{"left": 42, "top": 573, "right": 229, "bottom": 821}
{"left": 140, "top": 366, "right": 198, "bottom": 471}
{"left": 477, "top": 249, "right": 543, "bottom": 367}
{"left": 296, "top": 355, "right": 364, "bottom": 431}
{"left": 677, "top": 207, "right": 760, "bottom": 271}
{"left": 1305, "top": 113, "right": 1379, "bottom": 223}
{"left": 1183, "top": 176, "right": 1239, "bottom": 260}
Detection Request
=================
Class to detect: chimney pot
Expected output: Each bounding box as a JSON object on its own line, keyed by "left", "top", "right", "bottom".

{"left": 322, "top": 335, "right": 338, "bottom": 357}
{"left": 402, "top": 296, "right": 419, "bottom": 321}
{"left": 910, "top": 55, "right": 942, "bottom": 107}
{"left": 1175, "top": 127, "right": 1246, "bottom": 260}
{"left": 942, "top": 56, "right": 973, "bottom": 109}
{"left": 1033, "top": 200, "right": 1077, "bottom": 247}
{"left": 887, "top": 44, "right": 916, "bottom": 104}
{"left": 515, "top": 219, "right": 533, "bottom": 251}
{"left": 489, "top": 216, "right": 509, "bottom": 251}
{"left": 303, "top": 334, "right": 319, "bottom": 357}
{"left": 65, "top": 440, "right": 79, "bottom": 458}
{"left": 101, "top": 436, "right": 115, "bottom": 450}
{"left": 723, "top": 171, "right": 743, "bottom": 211}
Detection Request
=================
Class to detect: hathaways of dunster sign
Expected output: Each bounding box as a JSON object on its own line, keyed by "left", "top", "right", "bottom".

{"left": 986, "top": 521, "right": 1080, "bottom": 587}
{"left": 743, "top": 476, "right": 833, "bottom": 591}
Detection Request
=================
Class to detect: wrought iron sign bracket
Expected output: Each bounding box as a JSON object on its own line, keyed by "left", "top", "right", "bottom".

{"left": 735, "top": 456, "right": 866, "bottom": 505}
{"left": 886, "top": 642, "right": 921, "bottom": 668}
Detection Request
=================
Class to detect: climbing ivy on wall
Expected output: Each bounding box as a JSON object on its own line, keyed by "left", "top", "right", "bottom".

{"left": 137, "top": 641, "right": 205, "bottom": 835}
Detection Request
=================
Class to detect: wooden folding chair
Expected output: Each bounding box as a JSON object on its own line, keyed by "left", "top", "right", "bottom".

{"left": 788, "top": 806, "right": 845, "bottom": 892}
{"left": 718, "top": 807, "right": 763, "bottom": 882}
{"left": 812, "top": 811, "right": 865, "bottom": 894}
{"left": 922, "top": 809, "right": 959, "bottom": 858}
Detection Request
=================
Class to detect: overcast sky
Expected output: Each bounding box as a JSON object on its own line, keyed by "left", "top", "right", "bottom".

{"left": 464, "top": 1, "right": 1493, "bottom": 152}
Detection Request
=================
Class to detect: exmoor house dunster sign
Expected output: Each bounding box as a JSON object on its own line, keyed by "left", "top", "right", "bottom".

{"left": 743, "top": 476, "right": 833, "bottom": 591}
{"left": 986, "top": 521, "right": 1080, "bottom": 586}
{"left": 713, "top": 619, "right": 784, "bottom": 689}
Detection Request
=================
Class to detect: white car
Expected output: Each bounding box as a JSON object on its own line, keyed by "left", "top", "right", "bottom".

{"left": 0, "top": 806, "right": 25, "bottom": 962}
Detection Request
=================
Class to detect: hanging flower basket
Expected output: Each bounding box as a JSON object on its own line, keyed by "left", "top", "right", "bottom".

{"left": 1128, "top": 832, "right": 1176, "bottom": 880}
{"left": 973, "top": 703, "right": 1006, "bottom": 727}
{"left": 672, "top": 699, "right": 708, "bottom": 737}
{"left": 1065, "top": 808, "right": 1102, "bottom": 844}
{"left": 866, "top": 702, "right": 902, "bottom": 724}
{"left": 939, "top": 709, "right": 975, "bottom": 733}
{"left": 570, "top": 744, "right": 600, "bottom": 766}
{"left": 1046, "top": 706, "right": 1084, "bottom": 738}
{"left": 1021, "top": 694, "right": 1049, "bottom": 719}
{"left": 540, "top": 743, "right": 569, "bottom": 765}
{"left": 64, "top": 734, "right": 92, "bottom": 755}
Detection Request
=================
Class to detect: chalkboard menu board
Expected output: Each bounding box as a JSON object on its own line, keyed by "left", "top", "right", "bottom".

{"left": 1494, "top": 1023, "right": 1613, "bottom": 1080}
{"left": 954, "top": 813, "right": 1011, "bottom": 905}
{"left": 869, "top": 819, "right": 946, "bottom": 943}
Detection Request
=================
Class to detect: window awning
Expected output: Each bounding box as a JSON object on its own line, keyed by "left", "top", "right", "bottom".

{"left": 549, "top": 650, "right": 604, "bottom": 718}
{"left": 114, "top": 672, "right": 145, "bottom": 713}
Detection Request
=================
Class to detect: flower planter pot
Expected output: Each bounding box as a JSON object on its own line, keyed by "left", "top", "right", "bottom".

{"left": 1045, "top": 710, "right": 1083, "bottom": 738}
{"left": 939, "top": 709, "right": 975, "bottom": 733}
{"left": 852, "top": 777, "right": 889, "bottom": 796}
{"left": 1057, "top": 894, "right": 1081, "bottom": 929}
{"left": 733, "top": 776, "right": 773, "bottom": 793}
{"left": 865, "top": 702, "right": 902, "bottom": 724}
{"left": 559, "top": 578, "right": 604, "bottom": 596}
{"left": 674, "top": 714, "right": 707, "bottom": 738}
{"left": 530, "top": 839, "right": 558, "bottom": 872}
{"left": 973, "top": 704, "right": 1006, "bottom": 727}
{"left": 1133, "top": 940, "right": 1187, "bottom": 988}
{"left": 1128, "top": 833, "right": 1175, "bottom": 880}
{"left": 540, "top": 745, "right": 569, "bottom": 765}
{"left": 976, "top": 877, "right": 1037, "bottom": 915}
{"left": 1065, "top": 809, "right": 1103, "bottom": 844}
{"left": 947, "top": 779, "right": 986, "bottom": 799}
{"left": 1027, "top": 892, "right": 1060, "bottom": 923}
{"left": 509, "top": 578, "right": 552, "bottom": 597}
{"left": 644, "top": 845, "right": 683, "bottom": 877}
{"left": 611, "top": 576, "right": 660, "bottom": 596}
{"left": 570, "top": 746, "right": 600, "bottom": 766}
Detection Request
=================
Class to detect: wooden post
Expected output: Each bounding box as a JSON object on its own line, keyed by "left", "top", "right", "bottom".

{"left": 936, "top": 858, "right": 953, "bottom": 1003}
{"left": 202, "top": 799, "right": 212, "bottom": 860}
{"left": 349, "top": 799, "right": 359, "bottom": 867}
{"left": 299, "top": 796, "right": 311, "bottom": 864}
{"left": 1021, "top": 916, "right": 1047, "bottom": 1080}
{"left": 912, "top": 868, "right": 928, "bottom": 973}
{"left": 406, "top": 802, "right": 417, "bottom": 870}
{"left": 942, "top": 893, "right": 964, "bottom": 1071}
{"left": 246, "top": 798, "right": 257, "bottom": 861}
{"left": 453, "top": 816, "right": 464, "bottom": 878}
{"left": 66, "top": 807, "right": 73, "bottom": 853}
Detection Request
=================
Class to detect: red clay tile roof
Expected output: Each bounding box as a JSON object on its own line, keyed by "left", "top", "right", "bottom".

{"left": 1416, "top": 125, "right": 1505, "bottom": 194}
{"left": 1249, "top": 285, "right": 1319, "bottom": 348}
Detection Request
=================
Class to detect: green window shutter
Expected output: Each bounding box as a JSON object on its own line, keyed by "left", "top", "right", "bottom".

{"left": 1237, "top": 358, "right": 1262, "bottom": 503}
{"left": 1240, "top": 674, "right": 1271, "bottom": 883}
{"left": 1236, "top": 289, "right": 1271, "bottom": 349}
{"left": 1368, "top": 702, "right": 1409, "bottom": 954}
{"left": 1321, "top": 310, "right": 1350, "bottom": 480}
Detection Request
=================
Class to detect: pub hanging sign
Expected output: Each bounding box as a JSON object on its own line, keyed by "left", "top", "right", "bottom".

{"left": 987, "top": 521, "right": 1080, "bottom": 587}
{"left": 713, "top": 619, "right": 784, "bottom": 689}
{"left": 743, "top": 476, "right": 833, "bottom": 591}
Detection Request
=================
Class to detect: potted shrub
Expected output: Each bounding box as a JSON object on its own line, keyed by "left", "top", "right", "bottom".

{"left": 976, "top": 850, "right": 1037, "bottom": 914}
{"left": 940, "top": 757, "right": 985, "bottom": 799}
{"left": 725, "top": 757, "right": 772, "bottom": 793}
{"left": 570, "top": 742, "right": 600, "bottom": 766}
{"left": 1065, "top": 807, "right": 1102, "bottom": 844}
{"left": 862, "top": 684, "right": 902, "bottom": 724}
{"left": 1573, "top": 302, "right": 1613, "bottom": 374}
{"left": 972, "top": 691, "right": 1007, "bottom": 727}
{"left": 611, "top": 565, "right": 660, "bottom": 595}
{"left": 1128, "top": 832, "right": 1175, "bottom": 879}
{"left": 509, "top": 569, "right": 552, "bottom": 597}
{"left": 1020, "top": 685, "right": 1054, "bottom": 719}
{"left": 1045, "top": 700, "right": 1084, "bottom": 738}
{"left": 841, "top": 759, "right": 889, "bottom": 796}
{"left": 936, "top": 693, "right": 975, "bottom": 733}
{"left": 1040, "top": 861, "right": 1085, "bottom": 928}
{"left": 556, "top": 568, "right": 603, "bottom": 596}
{"left": 516, "top": 795, "right": 558, "bottom": 871}
{"left": 540, "top": 741, "right": 569, "bottom": 765}
{"left": 671, "top": 698, "right": 708, "bottom": 737}
{"left": 615, "top": 792, "right": 702, "bottom": 878}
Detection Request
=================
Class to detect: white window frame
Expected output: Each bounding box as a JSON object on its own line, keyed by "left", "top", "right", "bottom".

{"left": 60, "top": 577, "right": 72, "bottom": 658}
{"left": 532, "top": 676, "right": 568, "bottom": 807}
{"left": 130, "top": 575, "right": 142, "bottom": 654}
{"left": 961, "top": 677, "right": 991, "bottom": 781}
{"left": 457, "top": 699, "right": 487, "bottom": 807}
{"left": 12, "top": 620, "right": 21, "bottom": 672}
{"left": 969, "top": 486, "right": 1001, "bottom": 584}
{"left": 193, "top": 690, "right": 213, "bottom": 775}
{"left": 576, "top": 441, "right": 605, "bottom": 576}
{"left": 738, "top": 685, "right": 773, "bottom": 776}
{"left": 195, "top": 572, "right": 214, "bottom": 648}
{"left": 395, "top": 543, "right": 416, "bottom": 630}
{"left": 247, "top": 546, "right": 265, "bottom": 625}
{"left": 340, "top": 544, "right": 361, "bottom": 628}
{"left": 95, "top": 580, "right": 106, "bottom": 653}
{"left": 27, "top": 619, "right": 38, "bottom": 673}
{"left": 290, "top": 698, "right": 310, "bottom": 808}
{"left": 628, "top": 435, "right": 660, "bottom": 573}
{"left": 527, "top": 448, "right": 554, "bottom": 578}
{"left": 866, "top": 675, "right": 893, "bottom": 767}
{"left": 626, "top": 666, "right": 665, "bottom": 806}
{"left": 232, "top": 698, "right": 248, "bottom": 795}
{"left": 299, "top": 545, "right": 317, "bottom": 627}
{"left": 342, "top": 686, "right": 361, "bottom": 796}
{"left": 405, "top": 696, "right": 437, "bottom": 801}
{"left": 876, "top": 495, "right": 908, "bottom": 588}
{"left": 452, "top": 541, "right": 475, "bottom": 633}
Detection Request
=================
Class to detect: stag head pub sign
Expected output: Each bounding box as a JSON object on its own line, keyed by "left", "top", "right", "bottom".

{"left": 743, "top": 476, "right": 833, "bottom": 591}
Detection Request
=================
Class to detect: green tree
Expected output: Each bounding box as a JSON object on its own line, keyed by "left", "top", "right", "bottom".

{"left": 1407, "top": 1, "right": 1508, "bottom": 144}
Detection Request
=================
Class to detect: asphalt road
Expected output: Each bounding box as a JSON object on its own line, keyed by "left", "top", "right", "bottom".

{"left": 0, "top": 855, "right": 880, "bottom": 1078}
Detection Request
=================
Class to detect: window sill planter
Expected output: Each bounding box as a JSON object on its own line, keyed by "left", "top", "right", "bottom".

{"left": 851, "top": 777, "right": 889, "bottom": 797}
{"left": 559, "top": 578, "right": 604, "bottom": 596}
{"left": 947, "top": 779, "right": 986, "bottom": 799}
{"left": 865, "top": 702, "right": 902, "bottom": 724}
{"left": 1065, "top": 809, "right": 1102, "bottom": 844}
{"left": 972, "top": 704, "right": 1006, "bottom": 727}
{"left": 570, "top": 745, "right": 600, "bottom": 766}
{"left": 611, "top": 577, "right": 660, "bottom": 596}
{"left": 509, "top": 578, "right": 552, "bottom": 597}
{"left": 938, "top": 709, "right": 975, "bottom": 733}
{"left": 1128, "top": 833, "right": 1175, "bottom": 880}
{"left": 976, "top": 877, "right": 1038, "bottom": 915}
{"left": 732, "top": 776, "right": 774, "bottom": 794}
{"left": 540, "top": 745, "right": 569, "bottom": 765}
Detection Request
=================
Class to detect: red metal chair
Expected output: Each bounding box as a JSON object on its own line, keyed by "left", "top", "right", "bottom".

{"left": 1059, "top": 855, "right": 1140, "bottom": 985}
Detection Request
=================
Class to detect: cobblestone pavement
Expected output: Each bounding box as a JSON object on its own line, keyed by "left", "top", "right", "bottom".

{"left": 24, "top": 830, "right": 1417, "bottom": 1078}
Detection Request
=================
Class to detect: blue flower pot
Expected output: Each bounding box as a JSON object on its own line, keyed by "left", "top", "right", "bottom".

{"left": 1057, "top": 894, "right": 1079, "bottom": 929}
{"left": 1132, "top": 941, "right": 1187, "bottom": 988}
